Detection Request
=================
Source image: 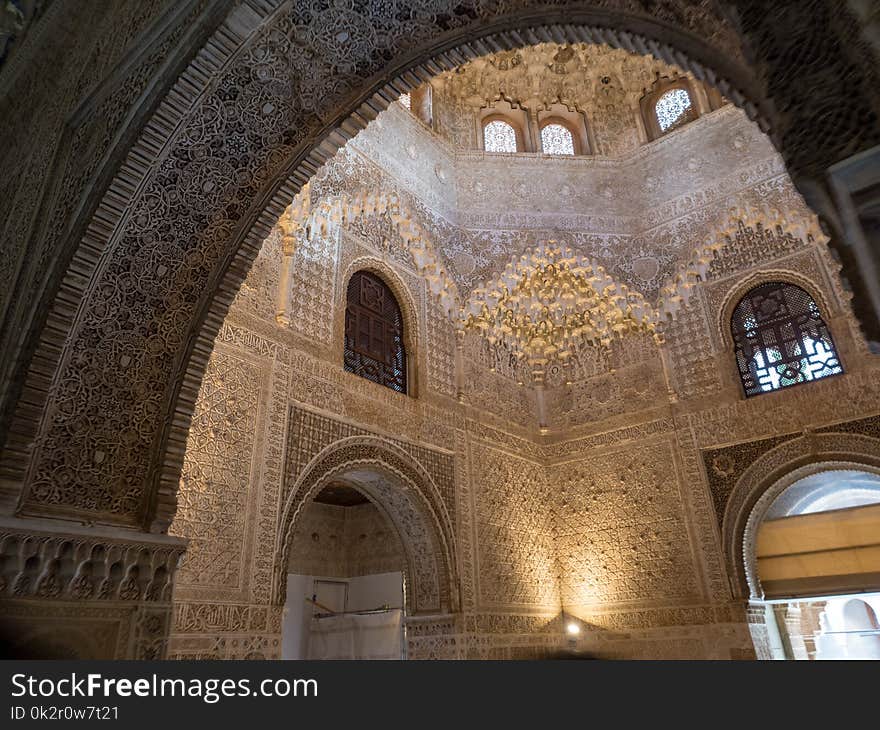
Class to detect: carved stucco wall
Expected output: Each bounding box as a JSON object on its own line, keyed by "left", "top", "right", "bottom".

{"left": 286, "top": 501, "right": 406, "bottom": 579}
{"left": 162, "top": 88, "right": 880, "bottom": 660}
{"left": 2, "top": 0, "right": 879, "bottom": 547}
{"left": 1, "top": 1, "right": 878, "bottom": 662}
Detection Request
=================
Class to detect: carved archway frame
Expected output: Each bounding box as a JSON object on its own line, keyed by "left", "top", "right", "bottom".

{"left": 1, "top": 3, "right": 813, "bottom": 534}
{"left": 276, "top": 436, "right": 458, "bottom": 616}
{"left": 720, "top": 432, "right": 880, "bottom": 600}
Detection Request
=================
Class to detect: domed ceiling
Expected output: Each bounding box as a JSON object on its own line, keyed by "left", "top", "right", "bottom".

{"left": 308, "top": 40, "right": 799, "bottom": 308}
{"left": 431, "top": 42, "right": 700, "bottom": 156}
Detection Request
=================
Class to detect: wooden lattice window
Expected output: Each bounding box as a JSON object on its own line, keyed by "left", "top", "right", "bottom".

{"left": 731, "top": 281, "right": 843, "bottom": 397}
{"left": 344, "top": 270, "right": 407, "bottom": 393}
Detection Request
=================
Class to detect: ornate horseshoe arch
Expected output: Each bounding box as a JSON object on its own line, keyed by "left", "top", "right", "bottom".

{"left": 720, "top": 432, "right": 880, "bottom": 599}
{"left": 1, "top": 1, "right": 842, "bottom": 539}
{"left": 276, "top": 436, "right": 458, "bottom": 616}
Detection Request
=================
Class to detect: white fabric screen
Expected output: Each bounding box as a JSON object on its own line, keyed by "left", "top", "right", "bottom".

{"left": 307, "top": 609, "right": 403, "bottom": 660}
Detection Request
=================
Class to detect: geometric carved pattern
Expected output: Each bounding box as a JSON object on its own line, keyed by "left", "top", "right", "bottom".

{"left": 661, "top": 296, "right": 721, "bottom": 400}
{"left": 553, "top": 442, "right": 699, "bottom": 606}
{"left": 171, "top": 350, "right": 262, "bottom": 592}
{"left": 703, "top": 433, "right": 792, "bottom": 530}
{"left": 472, "top": 443, "right": 558, "bottom": 608}
{"left": 426, "top": 294, "right": 457, "bottom": 398}
{"left": 286, "top": 230, "right": 337, "bottom": 345}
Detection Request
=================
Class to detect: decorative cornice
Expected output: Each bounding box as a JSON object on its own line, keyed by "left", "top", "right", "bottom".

{"left": 0, "top": 517, "right": 186, "bottom": 603}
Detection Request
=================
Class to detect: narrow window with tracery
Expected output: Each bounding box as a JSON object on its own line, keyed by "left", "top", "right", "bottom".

{"left": 731, "top": 281, "right": 843, "bottom": 397}
{"left": 655, "top": 87, "right": 695, "bottom": 133}
{"left": 483, "top": 120, "right": 518, "bottom": 152}
{"left": 540, "top": 123, "right": 575, "bottom": 155}
{"left": 344, "top": 270, "right": 407, "bottom": 394}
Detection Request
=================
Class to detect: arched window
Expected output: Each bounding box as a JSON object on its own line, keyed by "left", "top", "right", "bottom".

{"left": 540, "top": 123, "right": 575, "bottom": 155}
{"left": 483, "top": 120, "right": 518, "bottom": 152}
{"left": 344, "top": 270, "right": 407, "bottom": 394}
{"left": 655, "top": 87, "right": 694, "bottom": 133}
{"left": 640, "top": 78, "right": 701, "bottom": 141}
{"left": 731, "top": 281, "right": 843, "bottom": 397}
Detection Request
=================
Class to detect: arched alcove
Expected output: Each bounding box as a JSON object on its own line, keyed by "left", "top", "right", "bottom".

{"left": 282, "top": 479, "right": 409, "bottom": 660}
{"left": 733, "top": 450, "right": 880, "bottom": 660}
{"left": 277, "top": 436, "right": 457, "bottom": 617}
{"left": 722, "top": 433, "right": 880, "bottom": 601}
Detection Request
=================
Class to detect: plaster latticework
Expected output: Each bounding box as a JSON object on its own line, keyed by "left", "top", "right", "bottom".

{"left": 426, "top": 295, "right": 458, "bottom": 400}
{"left": 282, "top": 230, "right": 338, "bottom": 346}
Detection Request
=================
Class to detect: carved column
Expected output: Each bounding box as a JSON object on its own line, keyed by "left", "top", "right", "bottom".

{"left": 275, "top": 187, "right": 310, "bottom": 326}
{"left": 275, "top": 228, "right": 298, "bottom": 327}
{"left": 781, "top": 603, "right": 811, "bottom": 660}
{"left": 0, "top": 516, "right": 186, "bottom": 659}
{"left": 527, "top": 107, "right": 541, "bottom": 153}
{"left": 747, "top": 601, "right": 786, "bottom": 660}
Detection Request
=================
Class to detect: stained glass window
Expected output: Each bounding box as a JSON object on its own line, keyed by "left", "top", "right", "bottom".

{"left": 399, "top": 93, "right": 411, "bottom": 110}
{"left": 655, "top": 88, "right": 694, "bottom": 132}
{"left": 344, "top": 270, "right": 407, "bottom": 394}
{"left": 540, "top": 123, "right": 575, "bottom": 155}
{"left": 483, "top": 120, "right": 518, "bottom": 152}
{"left": 731, "top": 281, "right": 843, "bottom": 397}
